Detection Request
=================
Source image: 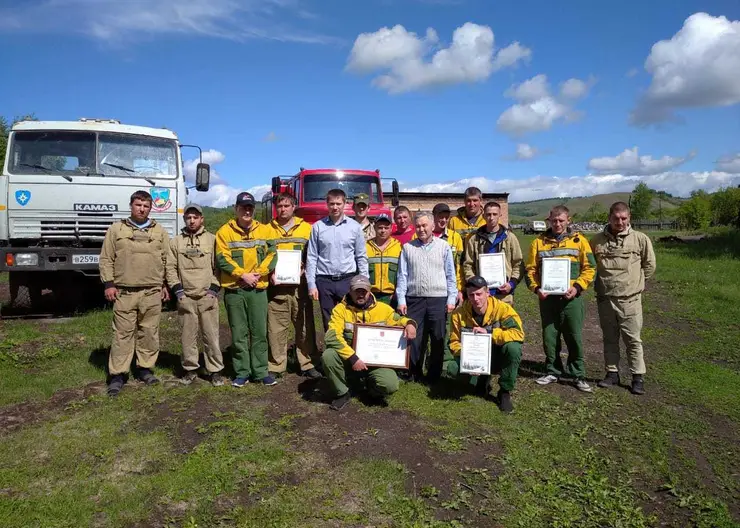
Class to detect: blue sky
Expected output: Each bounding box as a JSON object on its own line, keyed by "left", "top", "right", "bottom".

{"left": 1, "top": 0, "right": 739, "bottom": 206}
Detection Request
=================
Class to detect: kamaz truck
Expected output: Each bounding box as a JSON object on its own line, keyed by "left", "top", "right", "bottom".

{"left": 0, "top": 118, "right": 210, "bottom": 311}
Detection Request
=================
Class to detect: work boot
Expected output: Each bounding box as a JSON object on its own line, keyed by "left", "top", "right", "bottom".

{"left": 330, "top": 392, "right": 351, "bottom": 411}
{"left": 631, "top": 375, "right": 645, "bottom": 395}
{"left": 137, "top": 368, "right": 159, "bottom": 385}
{"left": 301, "top": 368, "right": 322, "bottom": 380}
{"left": 107, "top": 374, "right": 124, "bottom": 397}
{"left": 597, "top": 371, "right": 620, "bottom": 388}
{"left": 210, "top": 372, "right": 225, "bottom": 387}
{"left": 497, "top": 389, "right": 514, "bottom": 413}
{"left": 180, "top": 371, "right": 197, "bottom": 386}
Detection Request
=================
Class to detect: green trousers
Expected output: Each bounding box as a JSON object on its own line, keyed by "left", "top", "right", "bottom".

{"left": 322, "top": 348, "right": 400, "bottom": 398}
{"left": 539, "top": 295, "right": 586, "bottom": 380}
{"left": 455, "top": 341, "right": 522, "bottom": 393}
{"left": 374, "top": 292, "right": 394, "bottom": 306}
{"left": 224, "top": 288, "right": 268, "bottom": 380}
{"left": 443, "top": 317, "right": 459, "bottom": 377}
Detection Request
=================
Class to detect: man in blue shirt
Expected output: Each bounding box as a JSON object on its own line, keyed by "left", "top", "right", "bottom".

{"left": 307, "top": 189, "right": 369, "bottom": 331}
{"left": 396, "top": 212, "right": 458, "bottom": 382}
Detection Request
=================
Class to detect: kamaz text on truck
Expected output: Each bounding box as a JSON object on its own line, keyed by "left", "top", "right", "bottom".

{"left": 259, "top": 167, "right": 399, "bottom": 224}
{"left": 0, "top": 118, "right": 210, "bottom": 311}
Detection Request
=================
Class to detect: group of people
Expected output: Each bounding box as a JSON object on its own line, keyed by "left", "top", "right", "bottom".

{"left": 98, "top": 186, "right": 656, "bottom": 414}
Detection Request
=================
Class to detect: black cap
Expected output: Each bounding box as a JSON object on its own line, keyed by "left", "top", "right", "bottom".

{"left": 432, "top": 203, "right": 451, "bottom": 216}
{"left": 235, "top": 192, "right": 255, "bottom": 206}
{"left": 465, "top": 275, "right": 488, "bottom": 289}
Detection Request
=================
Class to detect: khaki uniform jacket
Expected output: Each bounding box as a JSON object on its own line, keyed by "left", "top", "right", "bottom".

{"left": 590, "top": 226, "right": 656, "bottom": 298}
{"left": 166, "top": 226, "right": 220, "bottom": 298}
{"left": 99, "top": 218, "right": 169, "bottom": 288}
{"left": 462, "top": 224, "right": 524, "bottom": 287}
{"left": 359, "top": 219, "right": 376, "bottom": 241}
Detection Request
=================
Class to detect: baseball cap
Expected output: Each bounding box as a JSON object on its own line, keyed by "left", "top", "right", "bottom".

{"left": 432, "top": 203, "right": 451, "bottom": 215}
{"left": 465, "top": 275, "right": 488, "bottom": 290}
{"left": 374, "top": 213, "right": 392, "bottom": 224}
{"left": 349, "top": 275, "right": 372, "bottom": 291}
{"left": 235, "top": 192, "right": 255, "bottom": 206}
{"left": 353, "top": 193, "right": 370, "bottom": 206}
{"left": 183, "top": 203, "right": 203, "bottom": 215}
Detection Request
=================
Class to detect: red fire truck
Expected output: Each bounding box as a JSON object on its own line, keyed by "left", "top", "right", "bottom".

{"left": 260, "top": 167, "right": 399, "bottom": 224}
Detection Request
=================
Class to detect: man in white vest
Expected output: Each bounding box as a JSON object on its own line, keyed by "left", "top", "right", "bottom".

{"left": 396, "top": 212, "right": 458, "bottom": 382}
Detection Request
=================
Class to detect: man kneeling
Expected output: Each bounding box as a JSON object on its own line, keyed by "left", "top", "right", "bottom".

{"left": 449, "top": 276, "right": 524, "bottom": 413}
{"left": 322, "top": 275, "right": 417, "bottom": 411}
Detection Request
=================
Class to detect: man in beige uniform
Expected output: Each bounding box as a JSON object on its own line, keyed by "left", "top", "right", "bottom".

{"left": 166, "top": 203, "right": 224, "bottom": 387}
{"left": 591, "top": 202, "right": 656, "bottom": 395}
{"left": 353, "top": 193, "right": 375, "bottom": 241}
{"left": 99, "top": 190, "right": 170, "bottom": 396}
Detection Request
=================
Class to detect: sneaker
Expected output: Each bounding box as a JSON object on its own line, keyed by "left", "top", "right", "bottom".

{"left": 575, "top": 379, "right": 593, "bottom": 393}
{"left": 210, "top": 373, "right": 225, "bottom": 387}
{"left": 262, "top": 375, "right": 278, "bottom": 386}
{"left": 232, "top": 377, "right": 249, "bottom": 388}
{"left": 330, "top": 392, "right": 351, "bottom": 411}
{"left": 497, "top": 389, "right": 514, "bottom": 413}
{"left": 180, "top": 371, "right": 197, "bottom": 386}
{"left": 535, "top": 374, "right": 559, "bottom": 385}
{"left": 597, "top": 371, "right": 620, "bottom": 388}
{"left": 301, "top": 368, "right": 322, "bottom": 379}
{"left": 107, "top": 374, "right": 124, "bottom": 397}
{"left": 630, "top": 375, "right": 645, "bottom": 395}
{"left": 137, "top": 368, "right": 160, "bottom": 386}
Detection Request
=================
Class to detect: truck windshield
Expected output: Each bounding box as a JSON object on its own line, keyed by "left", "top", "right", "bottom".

{"left": 303, "top": 174, "right": 381, "bottom": 203}
{"left": 8, "top": 131, "right": 97, "bottom": 175}
{"left": 7, "top": 131, "right": 178, "bottom": 179}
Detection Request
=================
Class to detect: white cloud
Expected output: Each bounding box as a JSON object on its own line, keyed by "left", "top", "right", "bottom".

{"left": 626, "top": 68, "right": 639, "bottom": 78}
{"left": 0, "top": 0, "right": 336, "bottom": 44}
{"left": 182, "top": 149, "right": 267, "bottom": 208}
{"left": 496, "top": 74, "right": 593, "bottom": 137}
{"left": 631, "top": 12, "right": 740, "bottom": 125}
{"left": 716, "top": 153, "right": 740, "bottom": 173}
{"left": 403, "top": 171, "right": 740, "bottom": 202}
{"left": 346, "top": 22, "right": 530, "bottom": 93}
{"left": 587, "top": 147, "right": 695, "bottom": 176}
{"left": 514, "top": 143, "right": 539, "bottom": 160}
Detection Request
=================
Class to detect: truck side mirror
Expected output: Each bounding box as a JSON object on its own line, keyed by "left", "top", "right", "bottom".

{"left": 391, "top": 180, "right": 400, "bottom": 207}
{"left": 271, "top": 176, "right": 282, "bottom": 194}
{"left": 195, "top": 163, "right": 210, "bottom": 192}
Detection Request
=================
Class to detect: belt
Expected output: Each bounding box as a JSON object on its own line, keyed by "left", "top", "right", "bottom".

{"left": 317, "top": 272, "right": 357, "bottom": 281}
{"left": 118, "top": 285, "right": 159, "bottom": 292}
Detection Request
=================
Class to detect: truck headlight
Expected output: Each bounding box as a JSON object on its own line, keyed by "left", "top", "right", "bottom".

{"left": 14, "top": 253, "right": 39, "bottom": 266}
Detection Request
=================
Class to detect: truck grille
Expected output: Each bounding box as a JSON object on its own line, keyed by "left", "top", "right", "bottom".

{"left": 10, "top": 213, "right": 178, "bottom": 240}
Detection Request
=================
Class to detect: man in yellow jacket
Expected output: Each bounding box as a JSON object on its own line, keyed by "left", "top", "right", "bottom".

{"left": 215, "top": 192, "right": 275, "bottom": 388}
{"left": 525, "top": 205, "right": 596, "bottom": 393}
{"left": 264, "top": 193, "right": 319, "bottom": 380}
{"left": 366, "top": 213, "right": 402, "bottom": 306}
{"left": 448, "top": 186, "right": 486, "bottom": 240}
{"left": 322, "top": 275, "right": 417, "bottom": 411}
{"left": 449, "top": 276, "right": 524, "bottom": 413}
{"left": 99, "top": 190, "right": 170, "bottom": 396}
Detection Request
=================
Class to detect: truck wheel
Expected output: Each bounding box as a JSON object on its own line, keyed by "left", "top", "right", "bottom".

{"left": 9, "top": 272, "right": 42, "bottom": 312}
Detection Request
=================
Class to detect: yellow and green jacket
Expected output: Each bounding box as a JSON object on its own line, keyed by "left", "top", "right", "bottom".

{"left": 263, "top": 217, "right": 311, "bottom": 275}
{"left": 448, "top": 208, "right": 486, "bottom": 240}
{"left": 449, "top": 297, "right": 524, "bottom": 355}
{"left": 215, "top": 219, "right": 273, "bottom": 290}
{"left": 411, "top": 228, "right": 465, "bottom": 291}
{"left": 366, "top": 237, "right": 402, "bottom": 295}
{"left": 325, "top": 294, "right": 416, "bottom": 364}
{"left": 524, "top": 229, "right": 596, "bottom": 294}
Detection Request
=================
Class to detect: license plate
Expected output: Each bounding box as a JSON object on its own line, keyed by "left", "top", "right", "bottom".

{"left": 73, "top": 254, "right": 99, "bottom": 265}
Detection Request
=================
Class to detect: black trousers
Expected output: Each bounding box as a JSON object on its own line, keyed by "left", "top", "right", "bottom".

{"left": 407, "top": 296, "right": 448, "bottom": 380}
{"left": 316, "top": 275, "right": 353, "bottom": 332}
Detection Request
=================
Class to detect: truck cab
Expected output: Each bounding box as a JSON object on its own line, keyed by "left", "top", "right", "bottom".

{"left": 0, "top": 118, "right": 210, "bottom": 311}
{"left": 260, "top": 167, "right": 399, "bottom": 224}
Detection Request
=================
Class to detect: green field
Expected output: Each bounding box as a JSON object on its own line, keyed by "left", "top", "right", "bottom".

{"left": 0, "top": 232, "right": 738, "bottom": 527}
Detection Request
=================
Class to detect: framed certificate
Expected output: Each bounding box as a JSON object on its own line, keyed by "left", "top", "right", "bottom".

{"left": 478, "top": 253, "right": 507, "bottom": 289}
{"left": 541, "top": 257, "right": 571, "bottom": 295}
{"left": 460, "top": 332, "right": 492, "bottom": 375}
{"left": 353, "top": 324, "right": 410, "bottom": 369}
{"left": 275, "top": 249, "right": 302, "bottom": 285}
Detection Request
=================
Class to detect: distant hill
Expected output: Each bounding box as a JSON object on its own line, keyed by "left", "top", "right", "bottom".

{"left": 508, "top": 192, "right": 683, "bottom": 223}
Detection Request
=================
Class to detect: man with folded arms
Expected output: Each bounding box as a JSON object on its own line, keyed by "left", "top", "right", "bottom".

{"left": 449, "top": 276, "right": 524, "bottom": 413}
{"left": 322, "top": 275, "right": 417, "bottom": 411}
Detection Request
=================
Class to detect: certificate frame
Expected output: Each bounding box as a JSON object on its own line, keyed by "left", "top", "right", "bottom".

{"left": 275, "top": 249, "right": 302, "bottom": 285}
{"left": 460, "top": 331, "right": 492, "bottom": 375}
{"left": 478, "top": 252, "right": 507, "bottom": 289}
{"left": 352, "top": 323, "right": 410, "bottom": 369}
{"left": 541, "top": 257, "right": 571, "bottom": 295}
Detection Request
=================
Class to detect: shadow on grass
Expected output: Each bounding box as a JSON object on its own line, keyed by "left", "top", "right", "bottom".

{"left": 88, "top": 346, "right": 183, "bottom": 378}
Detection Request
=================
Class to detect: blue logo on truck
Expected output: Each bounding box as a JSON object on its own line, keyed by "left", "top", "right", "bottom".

{"left": 15, "top": 190, "right": 31, "bottom": 206}
{"left": 150, "top": 187, "right": 172, "bottom": 212}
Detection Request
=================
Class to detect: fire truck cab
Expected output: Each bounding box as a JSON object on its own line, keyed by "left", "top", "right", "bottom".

{"left": 260, "top": 167, "right": 399, "bottom": 224}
